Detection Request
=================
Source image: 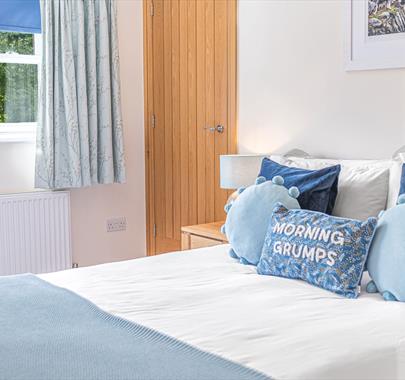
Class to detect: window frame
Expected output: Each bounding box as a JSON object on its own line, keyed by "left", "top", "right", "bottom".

{"left": 0, "top": 33, "right": 41, "bottom": 143}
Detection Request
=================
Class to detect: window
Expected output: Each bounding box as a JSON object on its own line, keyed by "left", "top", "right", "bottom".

{"left": 0, "top": 31, "right": 41, "bottom": 142}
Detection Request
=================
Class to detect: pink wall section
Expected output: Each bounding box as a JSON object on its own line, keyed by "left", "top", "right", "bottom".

{"left": 69, "top": 0, "right": 146, "bottom": 266}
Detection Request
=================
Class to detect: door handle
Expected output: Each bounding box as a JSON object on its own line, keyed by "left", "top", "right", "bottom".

{"left": 216, "top": 125, "right": 225, "bottom": 133}
{"left": 204, "top": 125, "right": 225, "bottom": 133}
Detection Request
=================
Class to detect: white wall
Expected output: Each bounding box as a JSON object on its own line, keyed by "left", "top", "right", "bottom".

{"left": 0, "top": 0, "right": 146, "bottom": 266}
{"left": 238, "top": 0, "right": 405, "bottom": 160}
{"left": 0, "top": 142, "right": 35, "bottom": 193}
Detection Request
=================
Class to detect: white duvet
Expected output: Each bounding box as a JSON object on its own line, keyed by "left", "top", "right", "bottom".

{"left": 41, "top": 245, "right": 405, "bottom": 380}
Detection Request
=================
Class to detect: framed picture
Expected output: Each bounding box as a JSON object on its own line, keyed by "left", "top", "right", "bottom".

{"left": 345, "top": 0, "right": 405, "bottom": 71}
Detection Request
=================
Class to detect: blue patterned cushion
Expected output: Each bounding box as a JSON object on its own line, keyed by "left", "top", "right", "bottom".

{"left": 257, "top": 204, "right": 377, "bottom": 298}
{"left": 258, "top": 158, "right": 341, "bottom": 214}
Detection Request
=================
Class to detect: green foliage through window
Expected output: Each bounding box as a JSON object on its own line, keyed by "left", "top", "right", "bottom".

{"left": 0, "top": 63, "right": 37, "bottom": 123}
{"left": 0, "top": 32, "right": 34, "bottom": 55}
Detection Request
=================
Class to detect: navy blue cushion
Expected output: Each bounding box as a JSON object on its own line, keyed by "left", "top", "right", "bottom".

{"left": 399, "top": 163, "right": 405, "bottom": 197}
{"left": 258, "top": 158, "right": 341, "bottom": 214}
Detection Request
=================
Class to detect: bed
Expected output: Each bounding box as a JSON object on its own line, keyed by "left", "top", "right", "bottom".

{"left": 36, "top": 244, "right": 405, "bottom": 380}
{"left": 3, "top": 151, "right": 405, "bottom": 380}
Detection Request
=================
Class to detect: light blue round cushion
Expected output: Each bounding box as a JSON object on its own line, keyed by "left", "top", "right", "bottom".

{"left": 367, "top": 202, "right": 405, "bottom": 302}
{"left": 224, "top": 176, "right": 300, "bottom": 266}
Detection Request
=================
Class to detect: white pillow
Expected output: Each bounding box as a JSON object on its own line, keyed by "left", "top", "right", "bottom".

{"left": 270, "top": 155, "right": 397, "bottom": 220}
{"left": 271, "top": 154, "right": 404, "bottom": 207}
{"left": 332, "top": 167, "right": 389, "bottom": 220}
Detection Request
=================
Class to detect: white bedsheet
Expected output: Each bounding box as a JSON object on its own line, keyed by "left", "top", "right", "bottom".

{"left": 41, "top": 245, "right": 405, "bottom": 380}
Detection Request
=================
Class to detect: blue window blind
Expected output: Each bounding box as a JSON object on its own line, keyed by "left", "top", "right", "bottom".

{"left": 0, "top": 0, "right": 41, "bottom": 34}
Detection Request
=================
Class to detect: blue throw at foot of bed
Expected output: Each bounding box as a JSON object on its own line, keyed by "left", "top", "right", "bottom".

{"left": 0, "top": 274, "right": 269, "bottom": 380}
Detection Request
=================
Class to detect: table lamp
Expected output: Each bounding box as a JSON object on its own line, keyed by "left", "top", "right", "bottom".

{"left": 220, "top": 154, "right": 266, "bottom": 203}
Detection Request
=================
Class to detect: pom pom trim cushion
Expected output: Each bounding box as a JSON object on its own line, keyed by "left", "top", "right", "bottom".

{"left": 257, "top": 204, "right": 377, "bottom": 298}
{"left": 259, "top": 158, "right": 341, "bottom": 214}
{"left": 366, "top": 198, "right": 405, "bottom": 302}
{"left": 224, "top": 176, "right": 300, "bottom": 266}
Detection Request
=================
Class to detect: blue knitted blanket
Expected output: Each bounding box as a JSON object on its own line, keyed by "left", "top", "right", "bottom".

{"left": 0, "top": 274, "right": 269, "bottom": 380}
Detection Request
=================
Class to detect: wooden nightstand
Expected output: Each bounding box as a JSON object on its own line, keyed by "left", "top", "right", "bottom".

{"left": 181, "top": 221, "right": 228, "bottom": 250}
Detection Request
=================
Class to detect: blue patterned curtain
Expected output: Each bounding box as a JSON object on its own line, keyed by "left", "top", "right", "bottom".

{"left": 35, "top": 0, "right": 126, "bottom": 189}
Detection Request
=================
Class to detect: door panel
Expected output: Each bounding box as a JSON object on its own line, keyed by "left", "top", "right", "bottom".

{"left": 204, "top": 0, "right": 215, "bottom": 224}
{"left": 196, "top": 0, "right": 206, "bottom": 225}
{"left": 144, "top": 0, "right": 237, "bottom": 255}
{"left": 214, "top": 0, "right": 229, "bottom": 221}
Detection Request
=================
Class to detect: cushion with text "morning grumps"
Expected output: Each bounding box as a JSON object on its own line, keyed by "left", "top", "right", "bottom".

{"left": 257, "top": 204, "right": 377, "bottom": 298}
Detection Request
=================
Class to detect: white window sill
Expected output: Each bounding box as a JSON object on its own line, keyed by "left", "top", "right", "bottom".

{"left": 0, "top": 123, "right": 36, "bottom": 143}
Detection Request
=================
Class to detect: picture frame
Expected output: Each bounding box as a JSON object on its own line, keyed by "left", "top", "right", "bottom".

{"left": 345, "top": 0, "right": 405, "bottom": 71}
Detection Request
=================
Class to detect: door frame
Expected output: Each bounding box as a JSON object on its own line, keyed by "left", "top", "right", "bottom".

{"left": 143, "top": 0, "right": 238, "bottom": 256}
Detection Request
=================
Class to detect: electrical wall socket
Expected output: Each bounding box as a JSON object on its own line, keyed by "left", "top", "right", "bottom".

{"left": 106, "top": 217, "right": 127, "bottom": 232}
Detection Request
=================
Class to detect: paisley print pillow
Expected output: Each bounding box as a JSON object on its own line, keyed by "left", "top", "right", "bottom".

{"left": 257, "top": 204, "right": 377, "bottom": 298}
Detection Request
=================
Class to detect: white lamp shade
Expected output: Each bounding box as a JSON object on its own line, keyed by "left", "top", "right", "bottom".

{"left": 220, "top": 154, "right": 266, "bottom": 189}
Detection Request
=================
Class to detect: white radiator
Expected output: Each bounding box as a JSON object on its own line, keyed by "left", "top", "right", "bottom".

{"left": 0, "top": 191, "right": 72, "bottom": 276}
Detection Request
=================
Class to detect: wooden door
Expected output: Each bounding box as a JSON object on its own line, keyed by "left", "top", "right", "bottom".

{"left": 144, "top": 0, "right": 237, "bottom": 255}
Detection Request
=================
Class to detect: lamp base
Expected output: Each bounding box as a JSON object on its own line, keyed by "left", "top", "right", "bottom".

{"left": 226, "top": 190, "right": 239, "bottom": 205}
